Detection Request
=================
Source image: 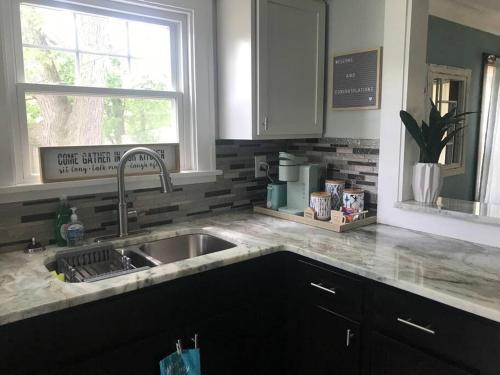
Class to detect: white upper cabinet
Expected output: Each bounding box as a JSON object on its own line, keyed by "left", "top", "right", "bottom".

{"left": 217, "top": 0, "right": 326, "bottom": 140}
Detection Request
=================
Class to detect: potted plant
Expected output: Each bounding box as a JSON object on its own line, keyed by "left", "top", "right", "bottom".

{"left": 399, "top": 101, "right": 475, "bottom": 203}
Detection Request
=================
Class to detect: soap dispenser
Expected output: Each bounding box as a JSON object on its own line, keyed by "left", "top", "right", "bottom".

{"left": 66, "top": 207, "right": 85, "bottom": 247}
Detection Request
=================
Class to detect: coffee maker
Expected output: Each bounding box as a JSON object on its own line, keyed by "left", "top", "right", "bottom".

{"left": 278, "top": 152, "right": 321, "bottom": 215}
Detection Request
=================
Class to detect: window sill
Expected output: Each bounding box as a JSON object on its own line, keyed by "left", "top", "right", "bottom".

{"left": 0, "top": 170, "right": 222, "bottom": 204}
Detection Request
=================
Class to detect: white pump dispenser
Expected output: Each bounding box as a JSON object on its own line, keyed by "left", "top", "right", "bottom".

{"left": 66, "top": 207, "right": 84, "bottom": 246}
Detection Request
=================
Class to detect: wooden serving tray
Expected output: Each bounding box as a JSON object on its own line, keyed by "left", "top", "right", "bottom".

{"left": 254, "top": 206, "right": 377, "bottom": 233}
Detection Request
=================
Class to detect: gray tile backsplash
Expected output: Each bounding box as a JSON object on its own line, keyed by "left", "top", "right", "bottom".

{"left": 287, "top": 138, "right": 379, "bottom": 211}
{"left": 0, "top": 138, "right": 378, "bottom": 252}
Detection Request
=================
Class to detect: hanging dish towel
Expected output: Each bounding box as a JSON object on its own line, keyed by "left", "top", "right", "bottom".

{"left": 159, "top": 349, "right": 201, "bottom": 375}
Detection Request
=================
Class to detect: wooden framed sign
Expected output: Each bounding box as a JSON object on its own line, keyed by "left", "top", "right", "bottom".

{"left": 39, "top": 143, "right": 180, "bottom": 183}
{"left": 330, "top": 48, "right": 382, "bottom": 110}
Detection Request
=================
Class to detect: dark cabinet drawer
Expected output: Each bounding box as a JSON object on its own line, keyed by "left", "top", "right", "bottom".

{"left": 370, "top": 331, "right": 476, "bottom": 375}
{"left": 291, "top": 258, "right": 364, "bottom": 321}
{"left": 369, "top": 283, "right": 500, "bottom": 374}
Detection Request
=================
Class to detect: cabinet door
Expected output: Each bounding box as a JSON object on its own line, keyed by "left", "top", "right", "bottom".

{"left": 370, "top": 331, "right": 476, "bottom": 375}
{"left": 257, "top": 0, "right": 325, "bottom": 137}
{"left": 288, "top": 304, "right": 360, "bottom": 375}
{"left": 195, "top": 309, "right": 283, "bottom": 375}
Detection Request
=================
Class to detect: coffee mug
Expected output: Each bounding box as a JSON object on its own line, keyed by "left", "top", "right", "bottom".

{"left": 266, "top": 183, "right": 287, "bottom": 210}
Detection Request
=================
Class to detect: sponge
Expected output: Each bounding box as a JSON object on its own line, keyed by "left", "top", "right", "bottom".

{"left": 50, "top": 271, "right": 65, "bottom": 282}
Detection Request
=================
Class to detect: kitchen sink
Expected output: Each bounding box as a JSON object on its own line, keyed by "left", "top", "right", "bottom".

{"left": 47, "top": 234, "right": 236, "bottom": 282}
{"left": 138, "top": 233, "right": 237, "bottom": 264}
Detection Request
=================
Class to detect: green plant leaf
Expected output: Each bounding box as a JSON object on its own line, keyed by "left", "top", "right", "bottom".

{"left": 440, "top": 127, "right": 465, "bottom": 154}
{"left": 400, "top": 110, "right": 426, "bottom": 148}
{"left": 421, "top": 120, "right": 430, "bottom": 142}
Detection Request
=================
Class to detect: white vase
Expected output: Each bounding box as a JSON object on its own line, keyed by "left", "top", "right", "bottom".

{"left": 412, "top": 163, "right": 442, "bottom": 203}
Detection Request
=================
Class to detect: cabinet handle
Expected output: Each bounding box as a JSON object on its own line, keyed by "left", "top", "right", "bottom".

{"left": 310, "top": 282, "right": 336, "bottom": 295}
{"left": 346, "top": 329, "right": 355, "bottom": 347}
{"left": 263, "top": 116, "right": 269, "bottom": 131}
{"left": 397, "top": 317, "right": 436, "bottom": 335}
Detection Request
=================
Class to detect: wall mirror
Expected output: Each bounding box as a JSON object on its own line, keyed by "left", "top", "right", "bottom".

{"left": 399, "top": 7, "right": 500, "bottom": 221}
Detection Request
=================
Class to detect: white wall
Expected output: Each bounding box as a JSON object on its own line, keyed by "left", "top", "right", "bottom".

{"left": 324, "top": 0, "right": 385, "bottom": 139}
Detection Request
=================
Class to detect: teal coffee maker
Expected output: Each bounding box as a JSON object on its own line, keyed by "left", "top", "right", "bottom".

{"left": 277, "top": 152, "right": 321, "bottom": 215}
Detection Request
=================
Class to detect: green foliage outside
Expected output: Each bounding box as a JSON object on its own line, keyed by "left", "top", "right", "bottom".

{"left": 23, "top": 5, "right": 174, "bottom": 148}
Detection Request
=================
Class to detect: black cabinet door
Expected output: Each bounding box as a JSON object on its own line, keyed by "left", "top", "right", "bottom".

{"left": 56, "top": 328, "right": 182, "bottom": 375}
{"left": 195, "top": 309, "right": 283, "bottom": 375}
{"left": 288, "top": 304, "right": 360, "bottom": 375}
{"left": 370, "top": 331, "right": 476, "bottom": 375}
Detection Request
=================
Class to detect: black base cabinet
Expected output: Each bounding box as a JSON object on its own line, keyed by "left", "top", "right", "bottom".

{"left": 1, "top": 251, "right": 500, "bottom": 375}
{"left": 370, "top": 332, "right": 476, "bottom": 375}
{"left": 292, "top": 304, "right": 360, "bottom": 375}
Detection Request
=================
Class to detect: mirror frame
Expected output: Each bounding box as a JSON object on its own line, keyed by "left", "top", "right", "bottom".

{"left": 475, "top": 53, "right": 500, "bottom": 201}
{"left": 426, "top": 64, "right": 471, "bottom": 177}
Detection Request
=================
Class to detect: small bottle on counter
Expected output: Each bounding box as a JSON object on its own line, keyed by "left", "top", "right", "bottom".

{"left": 55, "top": 196, "right": 72, "bottom": 247}
{"left": 65, "top": 207, "right": 85, "bottom": 247}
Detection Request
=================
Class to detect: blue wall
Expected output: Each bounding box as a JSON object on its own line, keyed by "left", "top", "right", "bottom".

{"left": 427, "top": 16, "right": 500, "bottom": 201}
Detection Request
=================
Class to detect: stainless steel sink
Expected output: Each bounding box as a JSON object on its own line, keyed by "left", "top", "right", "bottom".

{"left": 139, "top": 234, "right": 236, "bottom": 264}
{"left": 114, "top": 248, "right": 161, "bottom": 268}
{"left": 48, "top": 234, "right": 236, "bottom": 282}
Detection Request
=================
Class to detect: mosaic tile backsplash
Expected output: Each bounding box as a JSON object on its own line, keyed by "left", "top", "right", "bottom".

{"left": 287, "top": 138, "right": 379, "bottom": 211}
{"left": 0, "top": 138, "right": 379, "bottom": 252}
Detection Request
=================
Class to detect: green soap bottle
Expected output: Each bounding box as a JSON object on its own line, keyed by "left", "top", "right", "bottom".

{"left": 55, "top": 196, "right": 71, "bottom": 247}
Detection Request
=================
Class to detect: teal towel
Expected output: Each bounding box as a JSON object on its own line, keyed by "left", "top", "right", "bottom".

{"left": 159, "top": 349, "right": 201, "bottom": 375}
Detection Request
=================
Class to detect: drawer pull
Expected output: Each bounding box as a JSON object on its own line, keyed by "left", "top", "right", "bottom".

{"left": 397, "top": 317, "right": 435, "bottom": 335}
{"left": 310, "top": 282, "right": 336, "bottom": 295}
{"left": 346, "top": 329, "right": 355, "bottom": 347}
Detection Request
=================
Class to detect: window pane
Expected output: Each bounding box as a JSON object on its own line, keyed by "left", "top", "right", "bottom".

{"left": 130, "top": 58, "right": 171, "bottom": 90}
{"left": 21, "top": 4, "right": 75, "bottom": 49}
{"left": 76, "top": 12, "right": 127, "bottom": 55}
{"left": 25, "top": 93, "right": 177, "bottom": 174}
{"left": 129, "top": 21, "right": 170, "bottom": 58}
{"left": 20, "top": 4, "right": 174, "bottom": 90}
{"left": 23, "top": 47, "right": 76, "bottom": 85}
{"left": 79, "top": 53, "right": 129, "bottom": 88}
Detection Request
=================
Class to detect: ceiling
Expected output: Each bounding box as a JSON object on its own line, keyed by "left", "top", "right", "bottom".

{"left": 430, "top": 0, "right": 500, "bottom": 36}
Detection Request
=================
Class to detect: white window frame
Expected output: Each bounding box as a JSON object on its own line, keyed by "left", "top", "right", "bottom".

{"left": 0, "top": 0, "right": 217, "bottom": 201}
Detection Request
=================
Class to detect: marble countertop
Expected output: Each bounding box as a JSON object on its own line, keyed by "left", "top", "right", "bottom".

{"left": 2, "top": 211, "right": 500, "bottom": 326}
{"left": 396, "top": 197, "right": 500, "bottom": 225}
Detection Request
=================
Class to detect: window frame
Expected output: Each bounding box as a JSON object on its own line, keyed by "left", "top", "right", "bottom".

{"left": 0, "top": 0, "right": 217, "bottom": 196}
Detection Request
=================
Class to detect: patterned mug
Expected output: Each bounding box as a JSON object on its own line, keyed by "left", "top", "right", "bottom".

{"left": 325, "top": 179, "right": 345, "bottom": 211}
{"left": 343, "top": 188, "right": 365, "bottom": 212}
{"left": 310, "top": 192, "right": 332, "bottom": 221}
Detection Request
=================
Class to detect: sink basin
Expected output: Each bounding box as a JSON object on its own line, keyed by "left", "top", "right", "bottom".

{"left": 47, "top": 234, "right": 236, "bottom": 282}
{"left": 139, "top": 234, "right": 236, "bottom": 264}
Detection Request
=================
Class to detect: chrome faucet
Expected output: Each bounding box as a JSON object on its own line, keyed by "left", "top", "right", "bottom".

{"left": 117, "top": 147, "right": 173, "bottom": 237}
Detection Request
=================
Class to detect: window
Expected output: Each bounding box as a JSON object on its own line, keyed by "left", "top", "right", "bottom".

{"left": 0, "top": 0, "right": 216, "bottom": 190}
{"left": 427, "top": 64, "right": 471, "bottom": 177}
{"left": 17, "top": 1, "right": 183, "bottom": 180}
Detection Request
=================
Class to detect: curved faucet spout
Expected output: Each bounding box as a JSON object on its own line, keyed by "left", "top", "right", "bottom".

{"left": 117, "top": 147, "right": 173, "bottom": 237}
